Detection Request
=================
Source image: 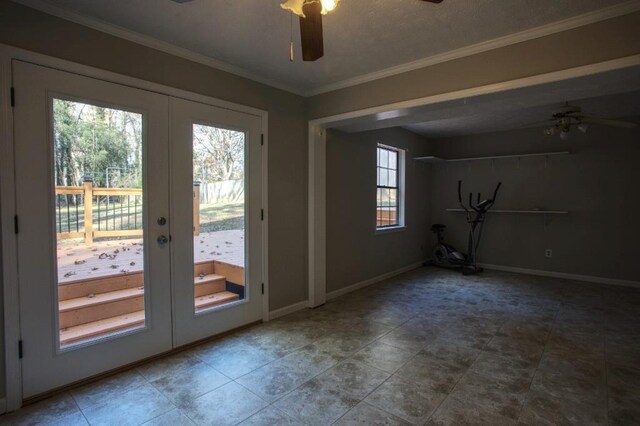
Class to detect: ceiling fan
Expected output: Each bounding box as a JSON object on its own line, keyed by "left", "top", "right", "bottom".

{"left": 281, "top": 0, "right": 444, "bottom": 61}
{"left": 171, "top": 0, "right": 444, "bottom": 62}
{"left": 532, "top": 103, "right": 637, "bottom": 140}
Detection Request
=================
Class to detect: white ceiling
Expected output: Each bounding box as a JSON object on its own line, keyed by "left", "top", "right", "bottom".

{"left": 14, "top": 0, "right": 636, "bottom": 94}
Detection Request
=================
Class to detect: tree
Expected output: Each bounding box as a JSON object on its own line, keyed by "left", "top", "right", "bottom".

{"left": 193, "top": 125, "right": 245, "bottom": 183}
{"left": 53, "top": 99, "right": 143, "bottom": 188}
{"left": 53, "top": 100, "right": 80, "bottom": 186}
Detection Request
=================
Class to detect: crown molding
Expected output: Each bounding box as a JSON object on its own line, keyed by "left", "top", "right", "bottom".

{"left": 12, "top": 0, "right": 640, "bottom": 98}
{"left": 305, "top": 0, "right": 640, "bottom": 96}
{"left": 11, "top": 0, "right": 306, "bottom": 96}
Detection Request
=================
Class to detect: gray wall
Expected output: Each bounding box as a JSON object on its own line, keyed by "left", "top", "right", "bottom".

{"left": 326, "top": 128, "right": 433, "bottom": 293}
{"left": 429, "top": 123, "right": 640, "bottom": 282}
{"left": 0, "top": 196, "right": 4, "bottom": 401}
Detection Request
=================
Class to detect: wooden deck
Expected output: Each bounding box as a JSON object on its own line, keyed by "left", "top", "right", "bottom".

{"left": 57, "top": 230, "right": 244, "bottom": 284}
{"left": 56, "top": 231, "right": 246, "bottom": 346}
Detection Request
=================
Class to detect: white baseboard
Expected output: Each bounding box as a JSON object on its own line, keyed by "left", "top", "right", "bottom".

{"left": 268, "top": 300, "right": 309, "bottom": 320}
{"left": 0, "top": 398, "right": 6, "bottom": 415}
{"left": 327, "top": 261, "right": 425, "bottom": 300}
{"left": 480, "top": 263, "right": 640, "bottom": 289}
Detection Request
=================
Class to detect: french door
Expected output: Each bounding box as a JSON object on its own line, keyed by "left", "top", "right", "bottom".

{"left": 170, "top": 99, "right": 263, "bottom": 346}
{"left": 12, "top": 61, "right": 264, "bottom": 399}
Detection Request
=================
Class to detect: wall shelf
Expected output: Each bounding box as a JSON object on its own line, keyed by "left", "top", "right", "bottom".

{"left": 414, "top": 151, "right": 570, "bottom": 163}
{"left": 446, "top": 209, "right": 568, "bottom": 214}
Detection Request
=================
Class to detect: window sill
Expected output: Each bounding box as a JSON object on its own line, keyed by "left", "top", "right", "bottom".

{"left": 375, "top": 225, "right": 406, "bottom": 235}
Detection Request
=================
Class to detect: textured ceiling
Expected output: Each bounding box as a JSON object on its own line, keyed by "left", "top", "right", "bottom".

{"left": 328, "top": 65, "right": 640, "bottom": 138}
{"left": 403, "top": 91, "right": 640, "bottom": 139}
{"left": 15, "top": 0, "right": 632, "bottom": 93}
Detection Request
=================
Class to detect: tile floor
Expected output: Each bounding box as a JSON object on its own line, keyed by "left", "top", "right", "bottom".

{"left": 2, "top": 267, "right": 639, "bottom": 425}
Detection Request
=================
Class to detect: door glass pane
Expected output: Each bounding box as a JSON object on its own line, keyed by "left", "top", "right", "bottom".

{"left": 53, "top": 99, "right": 145, "bottom": 349}
{"left": 193, "top": 124, "right": 246, "bottom": 313}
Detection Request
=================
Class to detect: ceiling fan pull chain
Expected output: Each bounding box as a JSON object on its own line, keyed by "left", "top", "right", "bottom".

{"left": 290, "top": 13, "right": 295, "bottom": 62}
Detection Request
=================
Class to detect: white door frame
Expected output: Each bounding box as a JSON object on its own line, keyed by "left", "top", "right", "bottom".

{"left": 0, "top": 43, "right": 269, "bottom": 412}
{"left": 306, "top": 54, "right": 640, "bottom": 310}
{"left": 307, "top": 125, "right": 326, "bottom": 308}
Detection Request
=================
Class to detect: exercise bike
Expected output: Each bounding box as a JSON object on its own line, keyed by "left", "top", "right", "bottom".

{"left": 429, "top": 180, "right": 502, "bottom": 275}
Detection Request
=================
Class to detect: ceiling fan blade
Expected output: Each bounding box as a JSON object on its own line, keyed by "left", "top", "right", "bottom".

{"left": 299, "top": 1, "right": 324, "bottom": 61}
{"left": 170, "top": 0, "right": 194, "bottom": 3}
{"left": 420, "top": 0, "right": 444, "bottom": 3}
{"left": 582, "top": 117, "right": 638, "bottom": 129}
{"left": 524, "top": 120, "right": 556, "bottom": 128}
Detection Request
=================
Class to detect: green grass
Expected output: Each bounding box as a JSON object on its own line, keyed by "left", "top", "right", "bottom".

{"left": 199, "top": 202, "right": 244, "bottom": 232}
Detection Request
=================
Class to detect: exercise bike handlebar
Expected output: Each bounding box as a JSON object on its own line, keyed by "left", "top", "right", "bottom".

{"left": 457, "top": 180, "right": 502, "bottom": 212}
{"left": 457, "top": 181, "right": 471, "bottom": 213}
{"left": 492, "top": 182, "right": 502, "bottom": 203}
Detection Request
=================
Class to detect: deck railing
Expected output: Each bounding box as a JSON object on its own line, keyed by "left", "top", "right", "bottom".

{"left": 56, "top": 179, "right": 201, "bottom": 244}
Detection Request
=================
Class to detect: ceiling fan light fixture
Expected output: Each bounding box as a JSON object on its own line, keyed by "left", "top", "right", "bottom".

{"left": 280, "top": 0, "right": 340, "bottom": 17}
{"left": 559, "top": 130, "right": 570, "bottom": 140}
{"left": 544, "top": 127, "right": 556, "bottom": 136}
{"left": 577, "top": 123, "right": 589, "bottom": 133}
{"left": 320, "top": 0, "right": 339, "bottom": 12}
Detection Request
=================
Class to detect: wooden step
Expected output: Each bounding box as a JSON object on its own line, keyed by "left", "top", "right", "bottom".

{"left": 194, "top": 262, "right": 215, "bottom": 277}
{"left": 213, "top": 261, "right": 245, "bottom": 286}
{"left": 59, "top": 287, "right": 144, "bottom": 329}
{"left": 195, "top": 260, "right": 245, "bottom": 286}
{"left": 195, "top": 291, "right": 239, "bottom": 311}
{"left": 60, "top": 311, "right": 145, "bottom": 347}
{"left": 58, "top": 272, "right": 143, "bottom": 301}
{"left": 194, "top": 274, "right": 226, "bottom": 297}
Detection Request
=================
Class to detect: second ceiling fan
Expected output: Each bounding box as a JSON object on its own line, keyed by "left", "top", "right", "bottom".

{"left": 281, "top": 0, "right": 444, "bottom": 62}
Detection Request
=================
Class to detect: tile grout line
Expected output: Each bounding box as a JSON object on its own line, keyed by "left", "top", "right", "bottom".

{"left": 333, "top": 314, "right": 424, "bottom": 425}
{"left": 514, "top": 295, "right": 562, "bottom": 424}
{"left": 602, "top": 285, "right": 611, "bottom": 426}
{"left": 423, "top": 317, "right": 500, "bottom": 423}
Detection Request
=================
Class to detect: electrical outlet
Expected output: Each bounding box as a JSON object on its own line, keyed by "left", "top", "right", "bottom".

{"left": 545, "top": 249, "right": 553, "bottom": 258}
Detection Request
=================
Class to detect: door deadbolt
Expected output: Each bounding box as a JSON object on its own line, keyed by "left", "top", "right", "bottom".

{"left": 157, "top": 217, "right": 167, "bottom": 226}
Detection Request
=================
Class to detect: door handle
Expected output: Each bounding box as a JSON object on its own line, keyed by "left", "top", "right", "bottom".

{"left": 157, "top": 235, "right": 169, "bottom": 245}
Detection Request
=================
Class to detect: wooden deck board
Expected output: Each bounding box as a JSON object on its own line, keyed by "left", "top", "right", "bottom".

{"left": 195, "top": 291, "right": 239, "bottom": 311}
{"left": 57, "top": 230, "right": 244, "bottom": 284}
{"left": 60, "top": 311, "right": 145, "bottom": 346}
{"left": 59, "top": 287, "right": 144, "bottom": 312}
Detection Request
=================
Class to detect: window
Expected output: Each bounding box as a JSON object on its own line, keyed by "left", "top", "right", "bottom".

{"left": 376, "top": 144, "right": 404, "bottom": 229}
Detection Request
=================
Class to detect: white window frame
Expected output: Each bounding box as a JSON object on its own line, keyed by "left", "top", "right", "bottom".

{"left": 375, "top": 143, "right": 405, "bottom": 234}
